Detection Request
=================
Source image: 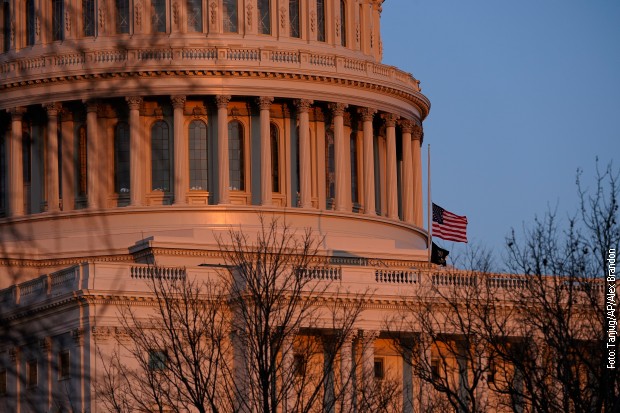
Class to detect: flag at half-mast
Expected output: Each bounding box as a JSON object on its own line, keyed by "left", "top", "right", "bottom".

{"left": 432, "top": 203, "right": 468, "bottom": 243}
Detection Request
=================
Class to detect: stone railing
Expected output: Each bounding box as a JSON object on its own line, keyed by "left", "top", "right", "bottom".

{"left": 300, "top": 266, "right": 342, "bottom": 281}
{"left": 0, "top": 265, "right": 82, "bottom": 307}
{"left": 0, "top": 45, "right": 422, "bottom": 94}
{"left": 130, "top": 265, "right": 186, "bottom": 280}
{"left": 375, "top": 269, "right": 419, "bottom": 284}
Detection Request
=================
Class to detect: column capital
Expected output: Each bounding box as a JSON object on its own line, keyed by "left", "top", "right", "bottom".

{"left": 328, "top": 102, "right": 348, "bottom": 117}
{"left": 412, "top": 124, "right": 424, "bottom": 141}
{"left": 294, "top": 99, "right": 314, "bottom": 113}
{"left": 215, "top": 95, "right": 232, "bottom": 109}
{"left": 126, "top": 96, "right": 143, "bottom": 110}
{"left": 171, "top": 95, "right": 187, "bottom": 109}
{"left": 85, "top": 100, "right": 99, "bottom": 113}
{"left": 72, "top": 328, "right": 85, "bottom": 347}
{"left": 256, "top": 96, "right": 274, "bottom": 110}
{"left": 8, "top": 106, "right": 27, "bottom": 120}
{"left": 382, "top": 113, "right": 398, "bottom": 127}
{"left": 358, "top": 107, "right": 377, "bottom": 122}
{"left": 44, "top": 102, "right": 62, "bottom": 116}
{"left": 399, "top": 119, "right": 414, "bottom": 134}
{"left": 39, "top": 337, "right": 52, "bottom": 352}
{"left": 358, "top": 329, "right": 380, "bottom": 343}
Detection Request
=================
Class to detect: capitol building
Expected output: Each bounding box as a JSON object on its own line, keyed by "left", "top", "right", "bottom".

{"left": 0, "top": 1, "right": 603, "bottom": 413}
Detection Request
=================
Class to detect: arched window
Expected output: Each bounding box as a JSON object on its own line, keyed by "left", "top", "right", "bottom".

{"left": 187, "top": 0, "right": 203, "bottom": 32}
{"left": 325, "top": 128, "right": 335, "bottom": 206}
{"left": 223, "top": 0, "right": 238, "bottom": 33}
{"left": 114, "top": 122, "right": 130, "bottom": 193}
{"left": 270, "top": 123, "right": 279, "bottom": 193}
{"left": 340, "top": 0, "right": 347, "bottom": 47}
{"left": 52, "top": 0, "right": 64, "bottom": 41}
{"left": 350, "top": 133, "right": 358, "bottom": 204}
{"left": 151, "top": 121, "right": 170, "bottom": 191}
{"left": 26, "top": 0, "right": 35, "bottom": 45}
{"left": 228, "top": 120, "right": 244, "bottom": 191}
{"left": 115, "top": 0, "right": 130, "bottom": 33}
{"left": 258, "top": 0, "right": 270, "bottom": 35}
{"left": 151, "top": 0, "right": 167, "bottom": 33}
{"left": 83, "top": 0, "right": 96, "bottom": 36}
{"left": 289, "top": 0, "right": 300, "bottom": 38}
{"left": 189, "top": 120, "right": 208, "bottom": 191}
{"left": 78, "top": 126, "right": 87, "bottom": 196}
{"left": 316, "top": 0, "right": 325, "bottom": 42}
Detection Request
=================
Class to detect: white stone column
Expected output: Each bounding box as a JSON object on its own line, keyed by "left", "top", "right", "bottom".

{"left": 418, "top": 334, "right": 433, "bottom": 413}
{"left": 126, "top": 97, "right": 143, "bottom": 206}
{"left": 294, "top": 99, "right": 313, "bottom": 208}
{"left": 45, "top": 102, "right": 61, "bottom": 212}
{"left": 329, "top": 102, "right": 349, "bottom": 212}
{"left": 216, "top": 95, "right": 231, "bottom": 204}
{"left": 340, "top": 332, "right": 355, "bottom": 412}
{"left": 360, "top": 330, "right": 379, "bottom": 406}
{"left": 282, "top": 332, "right": 296, "bottom": 412}
{"left": 384, "top": 113, "right": 398, "bottom": 219}
{"left": 60, "top": 111, "right": 75, "bottom": 211}
{"left": 358, "top": 107, "right": 376, "bottom": 215}
{"left": 86, "top": 101, "right": 101, "bottom": 209}
{"left": 8, "top": 107, "right": 26, "bottom": 217}
{"left": 412, "top": 124, "right": 424, "bottom": 227}
{"left": 39, "top": 337, "right": 52, "bottom": 410}
{"left": 257, "top": 97, "right": 274, "bottom": 206}
{"left": 172, "top": 95, "right": 187, "bottom": 205}
{"left": 476, "top": 349, "right": 489, "bottom": 412}
{"left": 400, "top": 120, "right": 414, "bottom": 224}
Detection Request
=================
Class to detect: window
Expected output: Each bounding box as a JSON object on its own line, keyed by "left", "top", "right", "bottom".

{"left": 293, "top": 354, "right": 306, "bottom": 377}
{"left": 78, "top": 126, "right": 87, "bottom": 196}
{"left": 151, "top": 0, "right": 167, "bottom": 33}
{"left": 114, "top": 122, "right": 130, "bottom": 193}
{"left": 431, "top": 358, "right": 440, "bottom": 380}
{"left": 0, "top": 369, "right": 6, "bottom": 395}
{"left": 83, "top": 0, "right": 95, "bottom": 36}
{"left": 3, "top": 1, "right": 10, "bottom": 52}
{"left": 115, "top": 0, "right": 130, "bottom": 33}
{"left": 148, "top": 350, "right": 168, "bottom": 371}
{"left": 374, "top": 358, "right": 384, "bottom": 380}
{"left": 26, "top": 0, "right": 35, "bottom": 46}
{"left": 350, "top": 133, "right": 358, "bottom": 204}
{"left": 0, "top": 134, "right": 5, "bottom": 212}
{"left": 222, "top": 0, "right": 238, "bottom": 33}
{"left": 27, "top": 360, "right": 37, "bottom": 388}
{"left": 289, "top": 0, "right": 299, "bottom": 38}
{"left": 258, "top": 0, "right": 270, "bottom": 34}
{"left": 151, "top": 121, "right": 170, "bottom": 192}
{"left": 325, "top": 129, "right": 335, "bottom": 206}
{"left": 52, "top": 0, "right": 64, "bottom": 41}
{"left": 58, "top": 351, "right": 70, "bottom": 379}
{"left": 228, "top": 120, "right": 244, "bottom": 191}
{"left": 316, "top": 0, "right": 325, "bottom": 42}
{"left": 187, "top": 0, "right": 203, "bottom": 32}
{"left": 189, "top": 120, "right": 208, "bottom": 191}
{"left": 270, "top": 123, "right": 279, "bottom": 193}
{"left": 340, "top": 0, "right": 347, "bottom": 46}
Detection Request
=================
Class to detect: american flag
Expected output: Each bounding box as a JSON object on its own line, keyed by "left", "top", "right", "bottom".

{"left": 432, "top": 203, "right": 468, "bottom": 243}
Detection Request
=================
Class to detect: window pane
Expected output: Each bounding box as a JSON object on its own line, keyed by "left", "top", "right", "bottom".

{"left": 59, "top": 351, "right": 70, "bottom": 379}
{"left": 270, "top": 124, "right": 279, "bottom": 193}
{"left": 151, "top": 121, "right": 171, "bottom": 191}
{"left": 148, "top": 350, "right": 168, "bottom": 371}
{"left": 27, "top": 360, "right": 37, "bottom": 388}
{"left": 223, "top": 0, "right": 238, "bottom": 33}
{"left": 115, "top": 122, "right": 130, "bottom": 193}
{"left": 83, "top": 0, "right": 96, "bottom": 36}
{"left": 3, "top": 2, "right": 10, "bottom": 52}
{"left": 325, "top": 129, "right": 335, "bottom": 205}
{"left": 78, "top": 127, "right": 87, "bottom": 196}
{"left": 52, "top": 0, "right": 64, "bottom": 41}
{"left": 26, "top": 0, "right": 35, "bottom": 45}
{"left": 189, "top": 120, "right": 208, "bottom": 191}
{"left": 152, "top": 0, "right": 167, "bottom": 33}
{"left": 289, "top": 0, "right": 299, "bottom": 38}
{"left": 340, "top": 0, "right": 347, "bottom": 46}
{"left": 228, "top": 121, "right": 244, "bottom": 191}
{"left": 258, "top": 0, "right": 270, "bottom": 35}
{"left": 116, "top": 0, "right": 130, "bottom": 33}
{"left": 187, "top": 0, "right": 203, "bottom": 32}
{"left": 350, "top": 134, "right": 358, "bottom": 204}
{"left": 316, "top": 0, "right": 325, "bottom": 42}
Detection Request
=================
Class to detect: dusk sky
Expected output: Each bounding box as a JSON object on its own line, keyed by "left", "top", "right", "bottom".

{"left": 381, "top": 0, "right": 620, "bottom": 262}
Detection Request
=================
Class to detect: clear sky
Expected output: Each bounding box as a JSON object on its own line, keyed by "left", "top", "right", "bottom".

{"left": 381, "top": 0, "right": 620, "bottom": 259}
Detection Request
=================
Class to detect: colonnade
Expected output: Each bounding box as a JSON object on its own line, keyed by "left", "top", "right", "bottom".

{"left": 1, "top": 95, "right": 424, "bottom": 227}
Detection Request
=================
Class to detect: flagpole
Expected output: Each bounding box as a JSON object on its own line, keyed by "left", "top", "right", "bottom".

{"left": 427, "top": 143, "right": 432, "bottom": 266}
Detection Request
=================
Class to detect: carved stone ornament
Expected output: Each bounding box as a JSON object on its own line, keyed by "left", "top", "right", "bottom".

{"left": 173, "top": 2, "right": 180, "bottom": 28}
{"left": 85, "top": 100, "right": 99, "bottom": 113}
{"left": 210, "top": 1, "right": 218, "bottom": 26}
{"left": 44, "top": 102, "right": 62, "bottom": 116}
{"left": 356, "top": 23, "right": 360, "bottom": 44}
{"left": 99, "top": 6, "right": 106, "bottom": 30}
{"left": 382, "top": 113, "right": 398, "bottom": 128}
{"left": 294, "top": 99, "right": 313, "bottom": 113}
{"left": 171, "top": 95, "right": 186, "bottom": 109}
{"left": 399, "top": 119, "right": 414, "bottom": 134}
{"left": 280, "top": 7, "right": 287, "bottom": 30}
{"left": 10, "top": 20, "right": 15, "bottom": 45}
{"left": 72, "top": 328, "right": 84, "bottom": 346}
{"left": 39, "top": 337, "right": 52, "bottom": 351}
{"left": 358, "top": 107, "right": 377, "bottom": 122}
{"left": 135, "top": 0, "right": 143, "bottom": 29}
{"left": 65, "top": 10, "right": 71, "bottom": 33}
{"left": 335, "top": 20, "right": 341, "bottom": 38}
{"left": 256, "top": 96, "right": 274, "bottom": 110}
{"left": 246, "top": 3, "right": 253, "bottom": 28}
{"left": 412, "top": 124, "right": 423, "bottom": 141}
{"left": 328, "top": 102, "right": 348, "bottom": 117}
{"left": 35, "top": 16, "right": 41, "bottom": 37}
{"left": 358, "top": 329, "right": 380, "bottom": 343}
{"left": 310, "top": 11, "right": 316, "bottom": 33}
{"left": 9, "top": 348, "right": 19, "bottom": 361}
{"left": 215, "top": 95, "right": 232, "bottom": 109}
{"left": 126, "top": 96, "right": 143, "bottom": 111}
